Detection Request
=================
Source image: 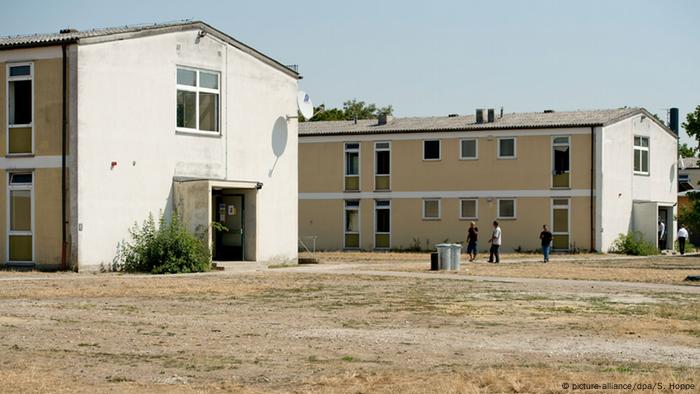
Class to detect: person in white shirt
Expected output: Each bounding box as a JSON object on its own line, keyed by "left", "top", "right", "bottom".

{"left": 678, "top": 224, "right": 689, "bottom": 255}
{"left": 658, "top": 219, "right": 666, "bottom": 250}
{"left": 488, "top": 221, "right": 502, "bottom": 263}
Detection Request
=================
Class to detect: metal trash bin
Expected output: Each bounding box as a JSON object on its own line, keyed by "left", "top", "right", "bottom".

{"left": 435, "top": 244, "right": 452, "bottom": 270}
{"left": 449, "top": 244, "right": 462, "bottom": 271}
{"left": 430, "top": 252, "right": 439, "bottom": 271}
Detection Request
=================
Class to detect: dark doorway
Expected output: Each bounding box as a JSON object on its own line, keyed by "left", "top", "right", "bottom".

{"left": 658, "top": 206, "right": 671, "bottom": 250}
{"left": 213, "top": 193, "right": 244, "bottom": 261}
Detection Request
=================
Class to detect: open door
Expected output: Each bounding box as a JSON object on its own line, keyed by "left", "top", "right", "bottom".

{"left": 214, "top": 194, "right": 244, "bottom": 261}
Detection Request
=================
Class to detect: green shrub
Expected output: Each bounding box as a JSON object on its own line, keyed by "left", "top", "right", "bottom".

{"left": 608, "top": 232, "right": 658, "bottom": 256}
{"left": 119, "top": 212, "right": 211, "bottom": 274}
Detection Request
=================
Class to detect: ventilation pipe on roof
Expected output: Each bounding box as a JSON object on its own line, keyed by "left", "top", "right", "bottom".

{"left": 669, "top": 107, "right": 679, "bottom": 134}
{"left": 60, "top": 28, "right": 78, "bottom": 34}
{"left": 378, "top": 114, "right": 393, "bottom": 126}
{"left": 487, "top": 108, "right": 495, "bottom": 123}
{"left": 475, "top": 109, "right": 484, "bottom": 124}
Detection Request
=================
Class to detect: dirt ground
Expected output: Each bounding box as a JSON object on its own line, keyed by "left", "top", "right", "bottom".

{"left": 1, "top": 256, "right": 699, "bottom": 393}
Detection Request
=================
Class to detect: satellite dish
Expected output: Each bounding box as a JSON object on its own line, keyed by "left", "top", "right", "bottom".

{"left": 297, "top": 91, "right": 314, "bottom": 120}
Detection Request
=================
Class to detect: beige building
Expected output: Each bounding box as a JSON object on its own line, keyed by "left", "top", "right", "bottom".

{"left": 299, "top": 108, "right": 679, "bottom": 253}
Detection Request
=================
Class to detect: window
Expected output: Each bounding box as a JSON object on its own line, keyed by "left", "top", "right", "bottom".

{"left": 344, "top": 143, "right": 360, "bottom": 191}
{"left": 634, "top": 136, "right": 649, "bottom": 174}
{"left": 459, "top": 199, "right": 478, "bottom": 219}
{"left": 422, "top": 199, "right": 441, "bottom": 220}
{"left": 344, "top": 200, "right": 360, "bottom": 249}
{"left": 498, "top": 137, "right": 516, "bottom": 159}
{"left": 552, "top": 136, "right": 570, "bottom": 188}
{"left": 8, "top": 172, "right": 33, "bottom": 262}
{"left": 375, "top": 200, "right": 391, "bottom": 249}
{"left": 423, "top": 140, "right": 440, "bottom": 160}
{"left": 7, "top": 63, "right": 33, "bottom": 154}
{"left": 551, "top": 199, "right": 570, "bottom": 250}
{"left": 375, "top": 142, "right": 390, "bottom": 190}
{"left": 460, "top": 139, "right": 478, "bottom": 160}
{"left": 497, "top": 199, "right": 516, "bottom": 219}
{"left": 176, "top": 67, "right": 220, "bottom": 133}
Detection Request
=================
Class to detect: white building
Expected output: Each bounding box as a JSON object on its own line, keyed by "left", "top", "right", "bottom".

{"left": 0, "top": 21, "right": 299, "bottom": 271}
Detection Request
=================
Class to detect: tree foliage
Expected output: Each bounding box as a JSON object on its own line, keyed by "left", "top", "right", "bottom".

{"left": 299, "top": 99, "right": 393, "bottom": 122}
{"left": 678, "top": 191, "right": 700, "bottom": 241}
{"left": 679, "top": 143, "right": 697, "bottom": 158}
{"left": 683, "top": 105, "right": 700, "bottom": 146}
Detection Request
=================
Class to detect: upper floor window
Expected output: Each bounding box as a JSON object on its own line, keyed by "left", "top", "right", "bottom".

{"left": 7, "top": 63, "right": 33, "bottom": 155}
{"left": 460, "top": 139, "right": 478, "bottom": 160}
{"left": 375, "top": 142, "right": 391, "bottom": 190}
{"left": 552, "top": 136, "right": 570, "bottom": 188}
{"left": 423, "top": 140, "right": 440, "bottom": 160}
{"left": 498, "top": 137, "right": 516, "bottom": 159}
{"left": 634, "top": 136, "right": 649, "bottom": 175}
{"left": 344, "top": 143, "right": 360, "bottom": 191}
{"left": 176, "top": 67, "right": 220, "bottom": 133}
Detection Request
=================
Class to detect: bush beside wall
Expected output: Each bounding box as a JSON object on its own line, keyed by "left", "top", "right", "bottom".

{"left": 608, "top": 232, "right": 658, "bottom": 256}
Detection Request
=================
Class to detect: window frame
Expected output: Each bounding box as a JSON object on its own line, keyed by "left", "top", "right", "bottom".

{"left": 422, "top": 198, "right": 441, "bottom": 220}
{"left": 175, "top": 66, "right": 221, "bottom": 135}
{"left": 344, "top": 142, "right": 361, "bottom": 191}
{"left": 551, "top": 135, "right": 571, "bottom": 189}
{"left": 423, "top": 139, "right": 441, "bottom": 161}
{"left": 6, "top": 62, "right": 35, "bottom": 156}
{"left": 550, "top": 198, "right": 571, "bottom": 251}
{"left": 459, "top": 198, "right": 479, "bottom": 220}
{"left": 459, "top": 138, "right": 478, "bottom": 160}
{"left": 633, "top": 135, "right": 650, "bottom": 175}
{"left": 6, "top": 171, "right": 34, "bottom": 263}
{"left": 497, "top": 198, "right": 517, "bottom": 220}
{"left": 374, "top": 200, "right": 391, "bottom": 249}
{"left": 497, "top": 137, "right": 517, "bottom": 159}
{"left": 374, "top": 141, "right": 391, "bottom": 191}
{"left": 343, "top": 200, "right": 360, "bottom": 249}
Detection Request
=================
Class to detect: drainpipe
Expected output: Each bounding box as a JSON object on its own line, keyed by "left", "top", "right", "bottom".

{"left": 590, "top": 126, "right": 595, "bottom": 252}
{"left": 60, "top": 43, "right": 68, "bottom": 271}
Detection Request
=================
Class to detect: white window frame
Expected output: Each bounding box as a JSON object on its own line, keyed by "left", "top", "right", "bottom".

{"left": 459, "top": 198, "right": 479, "bottom": 220}
{"left": 344, "top": 142, "right": 361, "bottom": 191}
{"left": 633, "top": 135, "right": 650, "bottom": 175}
{"left": 343, "top": 200, "right": 360, "bottom": 249}
{"left": 551, "top": 135, "right": 571, "bottom": 188}
{"left": 497, "top": 137, "right": 517, "bottom": 159}
{"left": 6, "top": 171, "right": 34, "bottom": 263}
{"left": 459, "top": 138, "right": 478, "bottom": 160}
{"left": 422, "top": 198, "right": 441, "bottom": 220}
{"left": 423, "top": 139, "right": 441, "bottom": 161}
{"left": 550, "top": 198, "right": 571, "bottom": 251}
{"left": 374, "top": 141, "right": 391, "bottom": 191}
{"left": 6, "top": 62, "right": 35, "bottom": 156}
{"left": 175, "top": 66, "right": 221, "bottom": 135}
{"left": 374, "top": 200, "right": 391, "bottom": 249}
{"left": 497, "top": 198, "right": 517, "bottom": 219}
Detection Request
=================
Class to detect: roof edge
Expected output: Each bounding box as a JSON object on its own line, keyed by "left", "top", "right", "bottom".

{"left": 603, "top": 108, "right": 678, "bottom": 139}
{"left": 299, "top": 123, "right": 604, "bottom": 137}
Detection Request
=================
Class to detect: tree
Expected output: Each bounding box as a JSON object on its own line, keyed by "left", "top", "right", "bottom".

{"left": 678, "top": 191, "right": 700, "bottom": 243}
{"left": 299, "top": 99, "right": 394, "bottom": 122}
{"left": 679, "top": 143, "right": 697, "bottom": 158}
{"left": 683, "top": 105, "right": 700, "bottom": 149}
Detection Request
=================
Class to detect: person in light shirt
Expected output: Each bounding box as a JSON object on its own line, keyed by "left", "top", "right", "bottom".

{"left": 677, "top": 224, "right": 689, "bottom": 255}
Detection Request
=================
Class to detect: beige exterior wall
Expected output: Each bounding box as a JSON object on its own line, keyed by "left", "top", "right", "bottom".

{"left": 0, "top": 168, "right": 63, "bottom": 266}
{"left": 299, "top": 196, "right": 592, "bottom": 252}
{"left": 299, "top": 133, "right": 591, "bottom": 193}
{"left": 0, "top": 57, "right": 64, "bottom": 156}
{"left": 0, "top": 53, "right": 65, "bottom": 267}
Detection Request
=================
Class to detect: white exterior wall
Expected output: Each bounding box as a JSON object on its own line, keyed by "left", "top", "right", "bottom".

{"left": 75, "top": 31, "right": 298, "bottom": 270}
{"left": 598, "top": 114, "right": 677, "bottom": 251}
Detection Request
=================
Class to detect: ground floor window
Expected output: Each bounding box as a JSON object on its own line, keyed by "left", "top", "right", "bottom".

{"left": 375, "top": 200, "right": 391, "bottom": 249}
{"left": 8, "top": 172, "right": 33, "bottom": 262}
{"left": 422, "top": 199, "right": 441, "bottom": 220}
{"left": 497, "top": 199, "right": 516, "bottom": 219}
{"left": 460, "top": 199, "right": 478, "bottom": 219}
{"left": 344, "top": 200, "right": 360, "bottom": 248}
{"left": 551, "top": 198, "right": 570, "bottom": 250}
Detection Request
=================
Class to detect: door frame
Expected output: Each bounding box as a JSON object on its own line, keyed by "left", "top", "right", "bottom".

{"left": 214, "top": 192, "right": 245, "bottom": 261}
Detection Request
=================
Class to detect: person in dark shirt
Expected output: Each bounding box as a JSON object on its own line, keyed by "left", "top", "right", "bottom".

{"left": 539, "top": 225, "right": 553, "bottom": 263}
{"left": 466, "top": 222, "right": 478, "bottom": 262}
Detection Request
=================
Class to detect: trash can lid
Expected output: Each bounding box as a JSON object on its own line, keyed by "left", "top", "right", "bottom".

{"left": 435, "top": 243, "right": 452, "bottom": 247}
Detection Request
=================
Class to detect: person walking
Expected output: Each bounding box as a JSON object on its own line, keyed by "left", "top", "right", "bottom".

{"left": 466, "top": 222, "right": 478, "bottom": 262}
{"left": 658, "top": 218, "right": 666, "bottom": 250}
{"left": 678, "top": 224, "right": 689, "bottom": 255}
{"left": 488, "top": 221, "right": 501, "bottom": 263}
{"left": 539, "top": 225, "right": 553, "bottom": 263}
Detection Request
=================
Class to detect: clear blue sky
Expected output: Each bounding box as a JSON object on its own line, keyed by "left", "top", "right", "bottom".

{"left": 2, "top": 0, "right": 698, "bottom": 145}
